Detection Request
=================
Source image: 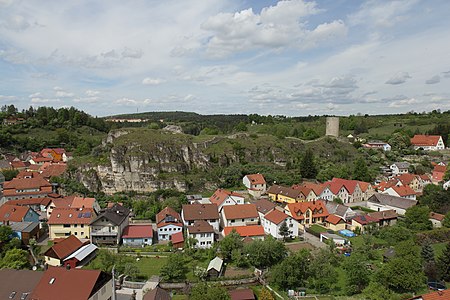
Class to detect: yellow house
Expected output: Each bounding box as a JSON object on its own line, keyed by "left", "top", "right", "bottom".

{"left": 43, "top": 235, "right": 83, "bottom": 266}
{"left": 48, "top": 208, "right": 95, "bottom": 240}
{"left": 267, "top": 185, "right": 302, "bottom": 204}
{"left": 325, "top": 214, "right": 346, "bottom": 231}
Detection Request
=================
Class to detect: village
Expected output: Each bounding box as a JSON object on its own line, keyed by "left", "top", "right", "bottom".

{"left": 0, "top": 132, "right": 449, "bottom": 300}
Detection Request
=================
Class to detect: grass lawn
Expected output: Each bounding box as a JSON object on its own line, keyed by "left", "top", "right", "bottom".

{"left": 172, "top": 295, "right": 188, "bottom": 300}
{"left": 136, "top": 256, "right": 168, "bottom": 278}
{"left": 309, "top": 224, "right": 328, "bottom": 235}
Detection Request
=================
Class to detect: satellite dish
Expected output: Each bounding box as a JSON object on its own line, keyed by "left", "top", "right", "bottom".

{"left": 32, "top": 266, "right": 37, "bottom": 271}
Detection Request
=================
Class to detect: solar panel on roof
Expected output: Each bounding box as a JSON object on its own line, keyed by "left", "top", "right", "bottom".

{"left": 84, "top": 212, "right": 91, "bottom": 218}
{"left": 78, "top": 213, "right": 83, "bottom": 218}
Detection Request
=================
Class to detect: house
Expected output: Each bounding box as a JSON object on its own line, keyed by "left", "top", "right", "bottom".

{"left": 62, "top": 152, "right": 73, "bottom": 162}
{"left": 2, "top": 174, "right": 53, "bottom": 201}
{"left": 291, "top": 184, "right": 318, "bottom": 201}
{"left": 367, "top": 193, "right": 417, "bottom": 215}
{"left": 10, "top": 221, "right": 40, "bottom": 245}
{"left": 444, "top": 180, "right": 450, "bottom": 190}
{"left": 325, "top": 201, "right": 355, "bottom": 221}
{"left": 209, "top": 189, "right": 245, "bottom": 212}
{"left": 0, "top": 269, "right": 43, "bottom": 300}
{"left": 44, "top": 235, "right": 84, "bottom": 266}
{"left": 10, "top": 160, "right": 28, "bottom": 170}
{"left": 207, "top": 256, "right": 224, "bottom": 278}
{"left": 285, "top": 200, "right": 329, "bottom": 228}
{"left": 143, "top": 286, "right": 172, "bottom": 300}
{"left": 156, "top": 206, "right": 183, "bottom": 241}
{"left": 325, "top": 214, "right": 346, "bottom": 231}
{"left": 29, "top": 156, "right": 53, "bottom": 165}
{"left": 171, "top": 231, "right": 184, "bottom": 249}
{"left": 187, "top": 220, "right": 215, "bottom": 249}
{"left": 351, "top": 215, "right": 377, "bottom": 233}
{"left": 40, "top": 148, "right": 67, "bottom": 162}
{"left": 122, "top": 225, "right": 153, "bottom": 246}
{"left": 432, "top": 164, "right": 446, "bottom": 183}
{"left": 394, "top": 173, "right": 423, "bottom": 193}
{"left": 410, "top": 134, "right": 445, "bottom": 151}
{"left": 320, "top": 232, "right": 349, "bottom": 246}
{"left": 382, "top": 185, "right": 417, "bottom": 200}
{"left": 0, "top": 203, "right": 40, "bottom": 225}
{"left": 263, "top": 209, "right": 299, "bottom": 239}
{"left": 90, "top": 203, "right": 130, "bottom": 245}
{"left": 221, "top": 204, "right": 259, "bottom": 227}
{"left": 253, "top": 198, "right": 276, "bottom": 220}
{"left": 267, "top": 184, "right": 303, "bottom": 203}
{"left": 409, "top": 289, "right": 450, "bottom": 300}
{"left": 390, "top": 162, "right": 410, "bottom": 176}
{"left": 48, "top": 207, "right": 95, "bottom": 240}
{"left": 31, "top": 266, "right": 113, "bottom": 300}
{"left": 181, "top": 203, "right": 220, "bottom": 232}
{"left": 63, "top": 243, "right": 99, "bottom": 269}
{"left": 325, "top": 178, "right": 374, "bottom": 203}
{"left": 223, "top": 225, "right": 265, "bottom": 240}
{"left": 429, "top": 212, "right": 445, "bottom": 228}
{"left": 363, "top": 141, "right": 391, "bottom": 151}
{"left": 229, "top": 288, "right": 256, "bottom": 300}
{"left": 40, "top": 163, "right": 67, "bottom": 179}
{"left": 8, "top": 197, "right": 54, "bottom": 220}
{"left": 243, "top": 174, "right": 267, "bottom": 198}
{"left": 367, "top": 210, "right": 398, "bottom": 227}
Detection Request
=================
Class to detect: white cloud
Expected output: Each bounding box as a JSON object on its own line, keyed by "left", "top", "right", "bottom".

{"left": 388, "top": 97, "right": 418, "bottom": 108}
{"left": 86, "top": 89, "right": 100, "bottom": 97}
{"left": 0, "top": 95, "right": 16, "bottom": 101}
{"left": 425, "top": 75, "right": 440, "bottom": 84}
{"left": 114, "top": 97, "right": 138, "bottom": 105}
{"left": 55, "top": 90, "right": 74, "bottom": 98}
{"left": 385, "top": 72, "right": 411, "bottom": 85}
{"left": 2, "top": 14, "right": 30, "bottom": 31}
{"left": 31, "top": 97, "right": 60, "bottom": 103}
{"left": 142, "top": 78, "right": 166, "bottom": 85}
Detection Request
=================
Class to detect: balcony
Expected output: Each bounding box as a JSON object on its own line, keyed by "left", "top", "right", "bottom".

{"left": 90, "top": 230, "right": 118, "bottom": 237}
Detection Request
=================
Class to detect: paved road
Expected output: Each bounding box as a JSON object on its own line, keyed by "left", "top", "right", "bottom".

{"left": 300, "top": 232, "right": 327, "bottom": 249}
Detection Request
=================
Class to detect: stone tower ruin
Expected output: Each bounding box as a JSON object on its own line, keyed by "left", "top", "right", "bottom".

{"left": 325, "top": 117, "right": 339, "bottom": 137}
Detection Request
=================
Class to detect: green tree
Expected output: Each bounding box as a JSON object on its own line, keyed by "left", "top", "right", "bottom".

{"left": 189, "top": 282, "right": 230, "bottom": 300}
{"left": 278, "top": 221, "right": 290, "bottom": 241}
{"left": 219, "top": 230, "right": 243, "bottom": 260}
{"left": 0, "top": 226, "right": 13, "bottom": 243}
{"left": 352, "top": 157, "right": 371, "bottom": 182}
{"left": 403, "top": 205, "right": 433, "bottom": 231}
{"left": 300, "top": 149, "right": 317, "bottom": 179}
{"left": 160, "top": 253, "right": 186, "bottom": 281}
{"left": 421, "top": 241, "right": 435, "bottom": 263}
{"left": 418, "top": 185, "right": 450, "bottom": 214}
{"left": 442, "top": 212, "right": 450, "bottom": 228}
{"left": 342, "top": 253, "right": 371, "bottom": 295}
{"left": 244, "top": 237, "right": 287, "bottom": 269}
{"left": 259, "top": 287, "right": 275, "bottom": 300}
{"left": 437, "top": 242, "right": 450, "bottom": 281}
{"left": 269, "top": 249, "right": 310, "bottom": 290}
{"left": 308, "top": 249, "right": 338, "bottom": 294}
{"left": 0, "top": 248, "right": 30, "bottom": 269}
{"left": 378, "top": 225, "right": 413, "bottom": 246}
{"left": 362, "top": 282, "right": 401, "bottom": 300}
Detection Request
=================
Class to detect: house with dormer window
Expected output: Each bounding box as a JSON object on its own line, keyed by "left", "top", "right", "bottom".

{"left": 89, "top": 203, "right": 130, "bottom": 245}
{"left": 209, "top": 189, "right": 244, "bottom": 212}
{"left": 156, "top": 206, "right": 183, "bottom": 241}
{"left": 285, "top": 200, "right": 329, "bottom": 229}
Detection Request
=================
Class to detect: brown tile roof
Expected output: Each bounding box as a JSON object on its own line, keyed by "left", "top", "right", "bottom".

{"left": 71, "top": 196, "right": 96, "bottom": 209}
{"left": 182, "top": 203, "right": 219, "bottom": 221}
{"left": 245, "top": 174, "right": 266, "bottom": 185}
{"left": 0, "top": 269, "right": 44, "bottom": 299}
{"left": 253, "top": 199, "right": 276, "bottom": 214}
{"left": 156, "top": 206, "right": 181, "bottom": 224}
{"left": 287, "top": 200, "right": 329, "bottom": 221}
{"left": 409, "top": 289, "right": 450, "bottom": 300}
{"left": 48, "top": 208, "right": 95, "bottom": 225}
{"left": 122, "top": 225, "right": 153, "bottom": 239}
{"left": 188, "top": 220, "right": 214, "bottom": 234}
{"left": 3, "top": 174, "right": 51, "bottom": 190}
{"left": 229, "top": 288, "right": 256, "bottom": 300}
{"left": 8, "top": 197, "right": 53, "bottom": 207}
{"left": 210, "top": 189, "right": 244, "bottom": 206}
{"left": 368, "top": 210, "right": 398, "bottom": 221}
{"left": 170, "top": 231, "right": 184, "bottom": 244}
{"left": 429, "top": 212, "right": 445, "bottom": 221}
{"left": 325, "top": 214, "right": 344, "bottom": 225}
{"left": 267, "top": 184, "right": 302, "bottom": 199}
{"left": 143, "top": 286, "right": 171, "bottom": 300}
{"left": 0, "top": 204, "right": 31, "bottom": 222}
{"left": 31, "top": 266, "right": 111, "bottom": 300}
{"left": 223, "top": 225, "right": 265, "bottom": 237}
{"left": 352, "top": 214, "right": 377, "bottom": 225}
{"left": 223, "top": 204, "right": 259, "bottom": 220}
{"left": 264, "top": 209, "right": 289, "bottom": 225}
{"left": 44, "top": 235, "right": 83, "bottom": 260}
{"left": 10, "top": 160, "right": 27, "bottom": 169}
{"left": 410, "top": 135, "right": 442, "bottom": 147}
{"left": 40, "top": 164, "right": 67, "bottom": 178}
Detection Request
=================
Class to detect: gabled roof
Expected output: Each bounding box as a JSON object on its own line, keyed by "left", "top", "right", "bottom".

{"left": 390, "top": 185, "right": 416, "bottom": 197}
{"left": 410, "top": 135, "right": 442, "bottom": 146}
{"left": 367, "top": 210, "right": 398, "bottom": 221}
{"left": 48, "top": 208, "right": 94, "bottom": 225}
{"left": 409, "top": 289, "right": 450, "bottom": 300}
{"left": 0, "top": 204, "right": 32, "bottom": 222}
{"left": 156, "top": 206, "right": 181, "bottom": 225}
{"left": 368, "top": 193, "right": 417, "bottom": 209}
{"left": 44, "top": 235, "right": 83, "bottom": 260}
{"left": 8, "top": 197, "right": 53, "bottom": 207}
{"left": 352, "top": 214, "right": 377, "bottom": 225}
{"left": 0, "top": 269, "right": 44, "bottom": 300}
{"left": 209, "top": 189, "right": 244, "bottom": 206}
{"left": 187, "top": 220, "right": 214, "bottom": 234}
{"left": 222, "top": 204, "right": 258, "bottom": 220}
{"left": 122, "top": 225, "right": 153, "bottom": 239}
{"left": 264, "top": 209, "right": 289, "bottom": 225}
{"left": 253, "top": 199, "right": 276, "bottom": 215}
{"left": 325, "top": 214, "right": 344, "bottom": 225}
{"left": 182, "top": 203, "right": 219, "bottom": 221}
{"left": 40, "top": 164, "right": 67, "bottom": 178}
{"left": 244, "top": 174, "right": 266, "bottom": 185}
{"left": 91, "top": 203, "right": 129, "bottom": 226}
{"left": 392, "top": 162, "right": 410, "bottom": 169}
{"left": 325, "top": 202, "right": 351, "bottom": 218}
{"left": 171, "top": 231, "right": 184, "bottom": 244}
{"left": 223, "top": 225, "right": 265, "bottom": 237}
{"left": 70, "top": 197, "right": 97, "bottom": 210}
{"left": 267, "top": 184, "right": 302, "bottom": 199}
{"left": 429, "top": 212, "right": 445, "bottom": 221}
{"left": 207, "top": 257, "right": 223, "bottom": 273}
{"left": 3, "top": 175, "right": 51, "bottom": 190}
{"left": 63, "top": 243, "right": 98, "bottom": 263}
{"left": 31, "top": 267, "right": 111, "bottom": 300}
{"left": 286, "top": 200, "right": 329, "bottom": 221}
{"left": 394, "top": 173, "right": 418, "bottom": 186}
{"left": 143, "top": 286, "right": 171, "bottom": 300}
{"left": 229, "top": 288, "right": 256, "bottom": 300}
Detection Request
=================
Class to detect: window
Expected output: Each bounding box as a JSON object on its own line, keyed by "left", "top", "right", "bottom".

{"left": 74, "top": 232, "right": 78, "bottom": 235}
{"left": 81, "top": 224, "right": 84, "bottom": 228}
{"left": 74, "top": 224, "right": 77, "bottom": 228}
{"left": 63, "top": 224, "right": 70, "bottom": 228}
{"left": 81, "top": 232, "right": 84, "bottom": 235}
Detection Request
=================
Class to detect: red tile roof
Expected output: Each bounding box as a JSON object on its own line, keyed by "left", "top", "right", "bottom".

{"left": 3, "top": 175, "right": 51, "bottom": 190}
{"left": 222, "top": 204, "right": 259, "bottom": 220}
{"left": 8, "top": 197, "right": 53, "bottom": 207}
{"left": 44, "top": 235, "right": 83, "bottom": 260}
{"left": 367, "top": 210, "right": 398, "bottom": 221}
{"left": 287, "top": 200, "right": 329, "bottom": 221}
{"left": 409, "top": 289, "right": 450, "bottom": 300}
{"left": 0, "top": 204, "right": 31, "bottom": 222}
{"left": 391, "top": 185, "right": 416, "bottom": 197}
{"left": 298, "top": 182, "right": 326, "bottom": 195}
{"left": 47, "top": 208, "right": 94, "bottom": 225}
{"left": 223, "top": 225, "right": 265, "bottom": 237}
{"left": 31, "top": 267, "right": 110, "bottom": 300}
{"left": 156, "top": 206, "right": 181, "bottom": 225}
{"left": 122, "top": 225, "right": 153, "bottom": 238}
{"left": 325, "top": 214, "right": 344, "bottom": 225}
{"left": 264, "top": 209, "right": 289, "bottom": 225}
{"left": 170, "top": 231, "right": 184, "bottom": 244}
{"left": 410, "top": 135, "right": 442, "bottom": 147}
{"left": 40, "top": 164, "right": 67, "bottom": 178}
{"left": 352, "top": 214, "right": 377, "bottom": 225}
{"left": 429, "top": 212, "right": 445, "bottom": 221}
{"left": 182, "top": 203, "right": 219, "bottom": 221}
{"left": 10, "top": 161, "right": 27, "bottom": 169}
{"left": 245, "top": 174, "right": 266, "bottom": 185}
{"left": 71, "top": 196, "right": 96, "bottom": 209}
{"left": 229, "top": 288, "right": 256, "bottom": 300}
{"left": 210, "top": 189, "right": 244, "bottom": 206}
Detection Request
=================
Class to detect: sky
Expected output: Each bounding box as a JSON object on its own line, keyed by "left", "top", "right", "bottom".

{"left": 1, "top": 0, "right": 450, "bottom": 117}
